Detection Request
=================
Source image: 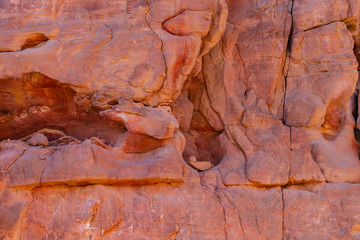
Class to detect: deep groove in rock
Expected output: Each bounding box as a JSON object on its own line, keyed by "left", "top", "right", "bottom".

{"left": 21, "top": 33, "right": 49, "bottom": 50}
{"left": 0, "top": 72, "right": 126, "bottom": 143}
{"left": 282, "top": 0, "right": 294, "bottom": 124}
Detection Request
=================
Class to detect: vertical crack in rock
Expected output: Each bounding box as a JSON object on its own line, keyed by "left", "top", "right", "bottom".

{"left": 326, "top": 199, "right": 343, "bottom": 233}
{"left": 82, "top": 0, "right": 94, "bottom": 32}
{"left": 220, "top": 189, "right": 246, "bottom": 238}
{"left": 88, "top": 197, "right": 100, "bottom": 225}
{"left": 144, "top": 1, "right": 168, "bottom": 99}
{"left": 353, "top": 93, "right": 360, "bottom": 143}
{"left": 288, "top": 129, "right": 292, "bottom": 184}
{"left": 99, "top": 24, "right": 114, "bottom": 55}
{"left": 39, "top": 162, "right": 48, "bottom": 186}
{"left": 282, "top": 0, "right": 294, "bottom": 124}
{"left": 309, "top": 149, "right": 328, "bottom": 182}
{"left": 235, "top": 45, "right": 250, "bottom": 83}
{"left": 18, "top": 191, "right": 35, "bottom": 239}
{"left": 214, "top": 191, "right": 229, "bottom": 240}
{"left": 52, "top": 0, "right": 65, "bottom": 17}
{"left": 248, "top": 191, "right": 261, "bottom": 235}
{"left": 176, "top": 185, "right": 193, "bottom": 234}
{"left": 201, "top": 68, "right": 225, "bottom": 128}
{"left": 346, "top": 0, "right": 351, "bottom": 17}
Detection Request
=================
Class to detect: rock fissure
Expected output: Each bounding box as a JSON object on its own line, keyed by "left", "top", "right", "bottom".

{"left": 235, "top": 45, "right": 249, "bottom": 83}
{"left": 214, "top": 191, "right": 229, "bottom": 240}
{"left": 1, "top": 150, "right": 25, "bottom": 172}
{"left": 99, "top": 24, "right": 114, "bottom": 55}
{"left": 302, "top": 20, "right": 342, "bottom": 33}
{"left": 17, "top": 191, "right": 35, "bottom": 239}
{"left": 53, "top": 0, "right": 65, "bottom": 17}
{"left": 220, "top": 190, "right": 246, "bottom": 238}
{"left": 201, "top": 68, "right": 225, "bottom": 128}
{"left": 282, "top": 0, "right": 294, "bottom": 124}
{"left": 144, "top": 2, "right": 168, "bottom": 104}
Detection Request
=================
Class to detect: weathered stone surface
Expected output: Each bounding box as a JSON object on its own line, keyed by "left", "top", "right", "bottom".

{"left": 0, "top": 190, "right": 32, "bottom": 239}
{"left": 289, "top": 127, "right": 326, "bottom": 184}
{"left": 1, "top": 0, "right": 360, "bottom": 239}
{"left": 172, "top": 92, "right": 194, "bottom": 132}
{"left": 285, "top": 22, "right": 358, "bottom": 129}
{"left": 209, "top": 132, "right": 249, "bottom": 186}
{"left": 5, "top": 184, "right": 225, "bottom": 239}
{"left": 4, "top": 139, "right": 189, "bottom": 188}
{"left": 163, "top": 10, "right": 212, "bottom": 38}
{"left": 284, "top": 91, "right": 326, "bottom": 127}
{"left": 243, "top": 110, "right": 291, "bottom": 186}
{"left": 284, "top": 183, "right": 360, "bottom": 239}
{"left": 218, "top": 186, "right": 283, "bottom": 240}
{"left": 100, "top": 99, "right": 179, "bottom": 139}
{"left": 0, "top": 150, "right": 24, "bottom": 171}
{"left": 284, "top": 186, "right": 344, "bottom": 239}
{"left": 292, "top": 0, "right": 350, "bottom": 32}
{"left": 310, "top": 121, "right": 360, "bottom": 183}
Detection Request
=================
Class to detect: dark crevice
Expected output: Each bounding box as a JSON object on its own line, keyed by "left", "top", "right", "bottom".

{"left": 21, "top": 33, "right": 49, "bottom": 50}
{"left": 1, "top": 33, "right": 49, "bottom": 53}
{"left": 321, "top": 103, "right": 345, "bottom": 140}
{"left": 220, "top": 189, "right": 246, "bottom": 238}
{"left": 0, "top": 48, "right": 13, "bottom": 53}
{"left": 283, "top": 0, "right": 294, "bottom": 190}
{"left": 214, "top": 191, "right": 229, "bottom": 240}
{"left": 0, "top": 72, "right": 126, "bottom": 143}
{"left": 282, "top": 0, "right": 294, "bottom": 124}
{"left": 0, "top": 110, "right": 9, "bottom": 114}
{"left": 354, "top": 81, "right": 360, "bottom": 161}
{"left": 19, "top": 126, "right": 67, "bottom": 142}
{"left": 182, "top": 110, "right": 221, "bottom": 169}
{"left": 161, "top": 9, "right": 187, "bottom": 36}
{"left": 177, "top": 69, "right": 224, "bottom": 171}
{"left": 0, "top": 110, "right": 10, "bottom": 123}
{"left": 201, "top": 67, "right": 225, "bottom": 129}
{"left": 352, "top": 92, "right": 360, "bottom": 146}
{"left": 302, "top": 20, "right": 340, "bottom": 33}
{"left": 281, "top": 187, "right": 285, "bottom": 240}
{"left": 1, "top": 150, "right": 25, "bottom": 172}
{"left": 11, "top": 179, "right": 184, "bottom": 190}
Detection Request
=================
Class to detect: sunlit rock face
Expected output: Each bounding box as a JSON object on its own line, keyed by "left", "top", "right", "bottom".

{"left": 1, "top": 0, "right": 360, "bottom": 239}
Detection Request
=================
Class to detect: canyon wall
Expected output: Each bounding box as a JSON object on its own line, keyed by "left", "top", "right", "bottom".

{"left": 1, "top": 0, "right": 360, "bottom": 239}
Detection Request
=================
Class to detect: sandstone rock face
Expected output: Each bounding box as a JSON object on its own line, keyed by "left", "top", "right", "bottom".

{"left": 1, "top": 0, "right": 360, "bottom": 239}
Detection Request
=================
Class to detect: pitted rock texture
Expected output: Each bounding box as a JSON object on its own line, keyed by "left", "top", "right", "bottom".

{"left": 1, "top": 0, "right": 360, "bottom": 239}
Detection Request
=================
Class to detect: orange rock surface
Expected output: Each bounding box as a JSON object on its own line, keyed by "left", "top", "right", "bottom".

{"left": 1, "top": 0, "right": 360, "bottom": 239}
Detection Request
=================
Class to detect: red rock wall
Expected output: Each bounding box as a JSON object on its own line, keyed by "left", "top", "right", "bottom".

{"left": 1, "top": 0, "right": 360, "bottom": 239}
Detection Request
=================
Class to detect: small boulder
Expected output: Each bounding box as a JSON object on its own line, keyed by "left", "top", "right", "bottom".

{"left": 189, "top": 156, "right": 197, "bottom": 162}
{"left": 27, "top": 133, "right": 49, "bottom": 147}
{"left": 189, "top": 161, "right": 213, "bottom": 171}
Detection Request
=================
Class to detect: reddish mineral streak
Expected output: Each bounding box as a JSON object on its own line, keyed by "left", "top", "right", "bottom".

{"left": 1, "top": 0, "right": 360, "bottom": 239}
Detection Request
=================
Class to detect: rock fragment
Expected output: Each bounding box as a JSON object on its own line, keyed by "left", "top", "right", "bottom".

{"left": 26, "top": 133, "right": 49, "bottom": 147}
{"left": 188, "top": 161, "right": 213, "bottom": 171}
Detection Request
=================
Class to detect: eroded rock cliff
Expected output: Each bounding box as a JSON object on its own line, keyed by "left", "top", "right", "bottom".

{"left": 1, "top": 0, "right": 360, "bottom": 239}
